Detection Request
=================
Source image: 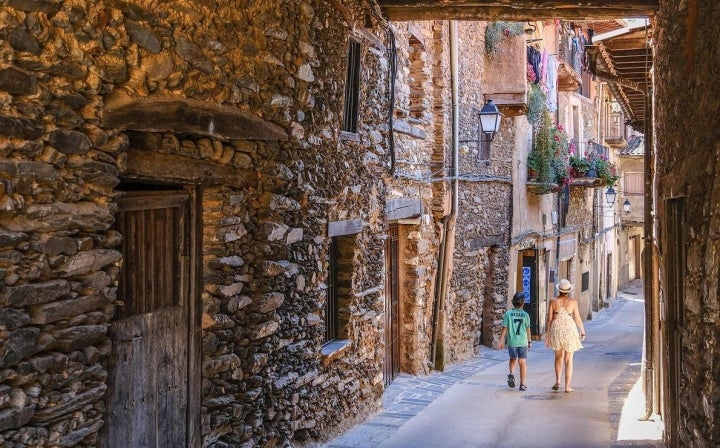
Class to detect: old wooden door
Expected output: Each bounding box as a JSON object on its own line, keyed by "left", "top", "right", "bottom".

{"left": 106, "top": 190, "right": 192, "bottom": 447}
{"left": 665, "top": 198, "right": 685, "bottom": 448}
{"left": 383, "top": 224, "right": 400, "bottom": 385}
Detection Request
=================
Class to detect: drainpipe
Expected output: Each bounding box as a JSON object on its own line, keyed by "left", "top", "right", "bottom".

{"left": 431, "top": 21, "right": 459, "bottom": 371}
{"left": 642, "top": 83, "right": 658, "bottom": 420}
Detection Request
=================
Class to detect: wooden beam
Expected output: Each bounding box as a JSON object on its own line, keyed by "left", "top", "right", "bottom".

{"left": 378, "top": 0, "right": 658, "bottom": 21}
{"left": 102, "top": 96, "right": 288, "bottom": 141}
{"left": 124, "top": 149, "right": 257, "bottom": 188}
{"left": 604, "top": 39, "right": 650, "bottom": 51}
{"left": 594, "top": 70, "right": 644, "bottom": 92}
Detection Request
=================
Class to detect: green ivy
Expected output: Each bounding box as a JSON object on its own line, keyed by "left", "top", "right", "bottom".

{"left": 485, "top": 22, "right": 525, "bottom": 55}
{"left": 526, "top": 84, "right": 546, "bottom": 125}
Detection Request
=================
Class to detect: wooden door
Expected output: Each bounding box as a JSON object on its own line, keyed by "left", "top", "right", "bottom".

{"left": 665, "top": 198, "right": 685, "bottom": 448}
{"left": 383, "top": 224, "right": 400, "bottom": 385}
{"left": 106, "top": 190, "right": 191, "bottom": 447}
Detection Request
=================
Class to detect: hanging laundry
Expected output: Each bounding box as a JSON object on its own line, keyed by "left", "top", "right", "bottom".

{"left": 545, "top": 54, "right": 558, "bottom": 112}
{"left": 527, "top": 46, "right": 542, "bottom": 85}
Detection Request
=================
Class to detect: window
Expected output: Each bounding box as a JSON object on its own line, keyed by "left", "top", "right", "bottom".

{"left": 342, "top": 39, "right": 361, "bottom": 133}
{"left": 116, "top": 190, "right": 189, "bottom": 319}
{"left": 624, "top": 172, "right": 643, "bottom": 195}
{"left": 581, "top": 271, "right": 590, "bottom": 292}
{"left": 325, "top": 235, "right": 354, "bottom": 343}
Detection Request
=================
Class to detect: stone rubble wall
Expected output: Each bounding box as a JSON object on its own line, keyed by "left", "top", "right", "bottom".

{"left": 445, "top": 22, "right": 512, "bottom": 361}
{"left": 0, "top": 0, "right": 392, "bottom": 446}
{"left": 655, "top": 1, "right": 720, "bottom": 445}
{"left": 387, "top": 21, "right": 446, "bottom": 375}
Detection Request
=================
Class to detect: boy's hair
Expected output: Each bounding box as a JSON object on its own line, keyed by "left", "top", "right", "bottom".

{"left": 512, "top": 292, "right": 525, "bottom": 307}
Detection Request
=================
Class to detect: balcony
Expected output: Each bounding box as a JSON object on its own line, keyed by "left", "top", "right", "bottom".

{"left": 557, "top": 28, "right": 585, "bottom": 91}
{"left": 568, "top": 142, "right": 617, "bottom": 188}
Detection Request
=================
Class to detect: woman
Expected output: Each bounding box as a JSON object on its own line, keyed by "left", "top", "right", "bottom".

{"left": 545, "top": 279, "right": 586, "bottom": 392}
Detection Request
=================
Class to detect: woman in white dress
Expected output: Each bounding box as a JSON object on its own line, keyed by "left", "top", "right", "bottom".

{"left": 545, "top": 279, "right": 586, "bottom": 392}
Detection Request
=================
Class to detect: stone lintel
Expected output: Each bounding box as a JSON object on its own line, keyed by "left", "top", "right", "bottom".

{"left": 385, "top": 198, "right": 422, "bottom": 221}
{"left": 469, "top": 235, "right": 505, "bottom": 249}
{"left": 392, "top": 119, "right": 427, "bottom": 139}
{"left": 328, "top": 219, "right": 363, "bottom": 237}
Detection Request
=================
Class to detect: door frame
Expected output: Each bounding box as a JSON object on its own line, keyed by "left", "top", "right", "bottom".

{"left": 383, "top": 223, "right": 400, "bottom": 385}
{"left": 106, "top": 183, "right": 201, "bottom": 447}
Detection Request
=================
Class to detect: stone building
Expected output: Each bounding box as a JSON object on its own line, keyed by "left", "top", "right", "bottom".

{"left": 0, "top": 0, "right": 398, "bottom": 446}
{"left": 380, "top": 19, "right": 514, "bottom": 376}
{"left": 617, "top": 135, "right": 645, "bottom": 289}
{"left": 378, "top": 1, "right": 720, "bottom": 446}
{"left": 1, "top": 0, "right": 720, "bottom": 447}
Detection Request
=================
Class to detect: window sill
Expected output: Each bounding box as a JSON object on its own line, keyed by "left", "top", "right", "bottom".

{"left": 340, "top": 131, "right": 360, "bottom": 142}
{"left": 321, "top": 339, "right": 351, "bottom": 366}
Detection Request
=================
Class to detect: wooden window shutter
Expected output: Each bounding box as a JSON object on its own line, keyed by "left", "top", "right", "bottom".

{"left": 116, "top": 191, "right": 189, "bottom": 319}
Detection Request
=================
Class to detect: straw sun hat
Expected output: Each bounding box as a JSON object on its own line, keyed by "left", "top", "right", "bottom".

{"left": 558, "top": 279, "right": 574, "bottom": 293}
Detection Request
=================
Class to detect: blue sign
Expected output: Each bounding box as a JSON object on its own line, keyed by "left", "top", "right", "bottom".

{"left": 522, "top": 267, "right": 532, "bottom": 304}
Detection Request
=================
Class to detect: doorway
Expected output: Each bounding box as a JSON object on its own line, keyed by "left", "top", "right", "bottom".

{"left": 665, "top": 198, "right": 685, "bottom": 447}
{"left": 518, "top": 249, "right": 539, "bottom": 335}
{"left": 105, "top": 187, "right": 197, "bottom": 447}
{"left": 383, "top": 223, "right": 400, "bottom": 385}
{"left": 628, "top": 235, "right": 639, "bottom": 280}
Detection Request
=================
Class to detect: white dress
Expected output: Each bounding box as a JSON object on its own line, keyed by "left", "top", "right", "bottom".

{"left": 548, "top": 306, "right": 583, "bottom": 352}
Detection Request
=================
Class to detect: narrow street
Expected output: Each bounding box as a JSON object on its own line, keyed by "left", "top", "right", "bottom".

{"left": 325, "top": 280, "right": 664, "bottom": 448}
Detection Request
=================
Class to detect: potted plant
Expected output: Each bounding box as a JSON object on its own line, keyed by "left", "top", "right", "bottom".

{"left": 527, "top": 149, "right": 540, "bottom": 180}
{"left": 531, "top": 111, "right": 555, "bottom": 184}
{"left": 592, "top": 155, "right": 619, "bottom": 186}
{"left": 569, "top": 154, "right": 591, "bottom": 177}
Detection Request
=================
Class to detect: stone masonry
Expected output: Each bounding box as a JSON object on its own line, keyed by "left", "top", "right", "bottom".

{"left": 0, "top": 0, "right": 393, "bottom": 446}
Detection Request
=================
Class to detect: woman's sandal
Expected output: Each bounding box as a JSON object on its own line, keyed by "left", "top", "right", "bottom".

{"left": 551, "top": 383, "right": 560, "bottom": 391}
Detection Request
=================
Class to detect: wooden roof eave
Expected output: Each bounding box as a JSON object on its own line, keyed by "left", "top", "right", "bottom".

{"left": 377, "top": 0, "right": 659, "bottom": 21}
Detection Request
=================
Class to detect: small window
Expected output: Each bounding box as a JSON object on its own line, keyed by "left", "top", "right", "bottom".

{"left": 342, "top": 39, "right": 361, "bottom": 133}
{"left": 624, "top": 172, "right": 643, "bottom": 195}
{"left": 116, "top": 190, "right": 189, "bottom": 319}
{"left": 581, "top": 271, "right": 590, "bottom": 292}
{"left": 325, "top": 235, "right": 354, "bottom": 343}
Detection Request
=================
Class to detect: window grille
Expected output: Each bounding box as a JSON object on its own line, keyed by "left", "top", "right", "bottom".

{"left": 325, "top": 235, "right": 354, "bottom": 343}
{"left": 343, "top": 39, "right": 361, "bottom": 133}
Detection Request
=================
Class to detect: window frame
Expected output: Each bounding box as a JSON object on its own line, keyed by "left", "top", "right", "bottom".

{"left": 342, "top": 38, "right": 362, "bottom": 134}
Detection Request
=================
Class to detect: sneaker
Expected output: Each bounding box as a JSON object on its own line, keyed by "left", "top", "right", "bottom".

{"left": 507, "top": 373, "right": 516, "bottom": 388}
{"left": 519, "top": 384, "right": 527, "bottom": 391}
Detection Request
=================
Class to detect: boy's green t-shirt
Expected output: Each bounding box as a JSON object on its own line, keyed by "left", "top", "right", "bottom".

{"left": 502, "top": 308, "right": 531, "bottom": 347}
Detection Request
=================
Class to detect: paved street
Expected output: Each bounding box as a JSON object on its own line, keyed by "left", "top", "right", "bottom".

{"left": 324, "top": 281, "right": 665, "bottom": 448}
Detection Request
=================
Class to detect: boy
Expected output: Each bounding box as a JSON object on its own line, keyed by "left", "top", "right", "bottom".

{"left": 499, "top": 292, "right": 532, "bottom": 391}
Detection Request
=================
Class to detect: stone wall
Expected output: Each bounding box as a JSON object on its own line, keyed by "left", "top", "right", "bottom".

{"left": 445, "top": 22, "right": 513, "bottom": 361}
{"left": 0, "top": 0, "right": 393, "bottom": 446}
{"left": 386, "top": 20, "right": 448, "bottom": 375}
{"left": 655, "top": 1, "right": 720, "bottom": 445}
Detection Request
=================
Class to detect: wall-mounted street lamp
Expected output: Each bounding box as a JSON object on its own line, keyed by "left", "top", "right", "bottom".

{"left": 478, "top": 99, "right": 502, "bottom": 143}
{"left": 605, "top": 187, "right": 617, "bottom": 206}
{"left": 623, "top": 198, "right": 632, "bottom": 214}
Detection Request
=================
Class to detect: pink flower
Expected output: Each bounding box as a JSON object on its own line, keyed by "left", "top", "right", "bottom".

{"left": 527, "top": 64, "right": 536, "bottom": 83}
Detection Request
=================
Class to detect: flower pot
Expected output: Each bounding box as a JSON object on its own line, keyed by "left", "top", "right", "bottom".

{"left": 528, "top": 168, "right": 538, "bottom": 180}
{"left": 586, "top": 168, "right": 597, "bottom": 178}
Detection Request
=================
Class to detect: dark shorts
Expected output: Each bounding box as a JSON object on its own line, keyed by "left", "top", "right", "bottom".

{"left": 508, "top": 346, "right": 528, "bottom": 359}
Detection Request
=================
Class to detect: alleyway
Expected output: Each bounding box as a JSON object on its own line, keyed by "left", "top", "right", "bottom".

{"left": 324, "top": 280, "right": 664, "bottom": 448}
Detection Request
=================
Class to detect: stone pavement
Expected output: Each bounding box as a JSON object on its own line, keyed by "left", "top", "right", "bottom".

{"left": 323, "top": 280, "right": 665, "bottom": 448}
